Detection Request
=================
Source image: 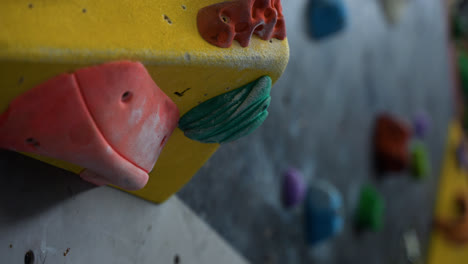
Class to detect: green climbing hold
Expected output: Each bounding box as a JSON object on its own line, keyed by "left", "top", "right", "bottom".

{"left": 458, "top": 52, "right": 468, "bottom": 131}
{"left": 410, "top": 141, "right": 430, "bottom": 180}
{"left": 355, "top": 184, "right": 384, "bottom": 232}
{"left": 179, "top": 76, "right": 272, "bottom": 144}
{"left": 452, "top": 15, "right": 465, "bottom": 39}
{"left": 459, "top": 52, "right": 468, "bottom": 93}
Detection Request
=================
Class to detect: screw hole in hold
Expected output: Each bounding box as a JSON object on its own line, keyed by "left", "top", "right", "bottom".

{"left": 220, "top": 15, "right": 230, "bottom": 24}
{"left": 174, "top": 254, "right": 180, "bottom": 264}
{"left": 24, "top": 250, "right": 34, "bottom": 264}
{"left": 28, "top": 3, "right": 33, "bottom": 9}
{"left": 164, "top": 14, "right": 172, "bottom": 24}
{"left": 26, "top": 137, "right": 40, "bottom": 147}
{"left": 82, "top": 8, "right": 87, "bottom": 13}
{"left": 181, "top": 5, "right": 186, "bottom": 10}
{"left": 184, "top": 53, "right": 191, "bottom": 61}
{"left": 269, "top": 39, "right": 273, "bottom": 43}
{"left": 121, "top": 91, "right": 132, "bottom": 102}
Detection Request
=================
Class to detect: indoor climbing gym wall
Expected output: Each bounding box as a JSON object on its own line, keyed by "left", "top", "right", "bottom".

{"left": 0, "top": 0, "right": 463, "bottom": 263}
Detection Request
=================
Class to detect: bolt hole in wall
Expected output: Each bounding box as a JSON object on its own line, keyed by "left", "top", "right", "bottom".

{"left": 174, "top": 254, "right": 180, "bottom": 264}
{"left": 24, "top": 250, "right": 34, "bottom": 264}
{"left": 26, "top": 137, "right": 39, "bottom": 147}
{"left": 164, "top": 14, "right": 172, "bottom": 24}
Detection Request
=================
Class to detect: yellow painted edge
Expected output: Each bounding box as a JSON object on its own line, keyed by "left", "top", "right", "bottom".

{"left": 427, "top": 121, "right": 468, "bottom": 264}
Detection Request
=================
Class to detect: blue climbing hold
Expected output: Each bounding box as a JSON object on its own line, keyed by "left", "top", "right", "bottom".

{"left": 304, "top": 181, "right": 344, "bottom": 246}
{"left": 307, "top": 0, "right": 348, "bottom": 40}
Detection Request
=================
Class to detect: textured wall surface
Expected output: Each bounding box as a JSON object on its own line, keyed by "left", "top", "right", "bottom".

{"left": 0, "top": 152, "right": 248, "bottom": 264}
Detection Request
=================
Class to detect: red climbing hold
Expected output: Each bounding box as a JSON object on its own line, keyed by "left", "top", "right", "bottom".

{"left": 197, "top": 0, "right": 287, "bottom": 48}
{"left": 373, "top": 114, "right": 412, "bottom": 173}
{"left": 0, "top": 61, "right": 180, "bottom": 191}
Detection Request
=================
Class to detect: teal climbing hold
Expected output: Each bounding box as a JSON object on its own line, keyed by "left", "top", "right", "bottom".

{"left": 179, "top": 76, "right": 272, "bottom": 144}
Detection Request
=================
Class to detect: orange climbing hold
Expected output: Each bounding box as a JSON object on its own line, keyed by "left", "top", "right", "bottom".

{"left": 0, "top": 61, "right": 180, "bottom": 191}
{"left": 197, "top": 0, "right": 287, "bottom": 48}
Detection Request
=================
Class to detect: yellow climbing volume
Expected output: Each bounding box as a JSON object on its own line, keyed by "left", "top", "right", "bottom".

{"left": 0, "top": 0, "right": 289, "bottom": 203}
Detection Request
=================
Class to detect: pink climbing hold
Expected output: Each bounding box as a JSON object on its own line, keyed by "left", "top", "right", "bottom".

{"left": 0, "top": 61, "right": 180, "bottom": 191}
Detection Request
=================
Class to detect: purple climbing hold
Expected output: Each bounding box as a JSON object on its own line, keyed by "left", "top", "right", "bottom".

{"left": 457, "top": 139, "right": 468, "bottom": 170}
{"left": 413, "top": 112, "right": 431, "bottom": 139}
{"left": 282, "top": 168, "right": 307, "bottom": 208}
